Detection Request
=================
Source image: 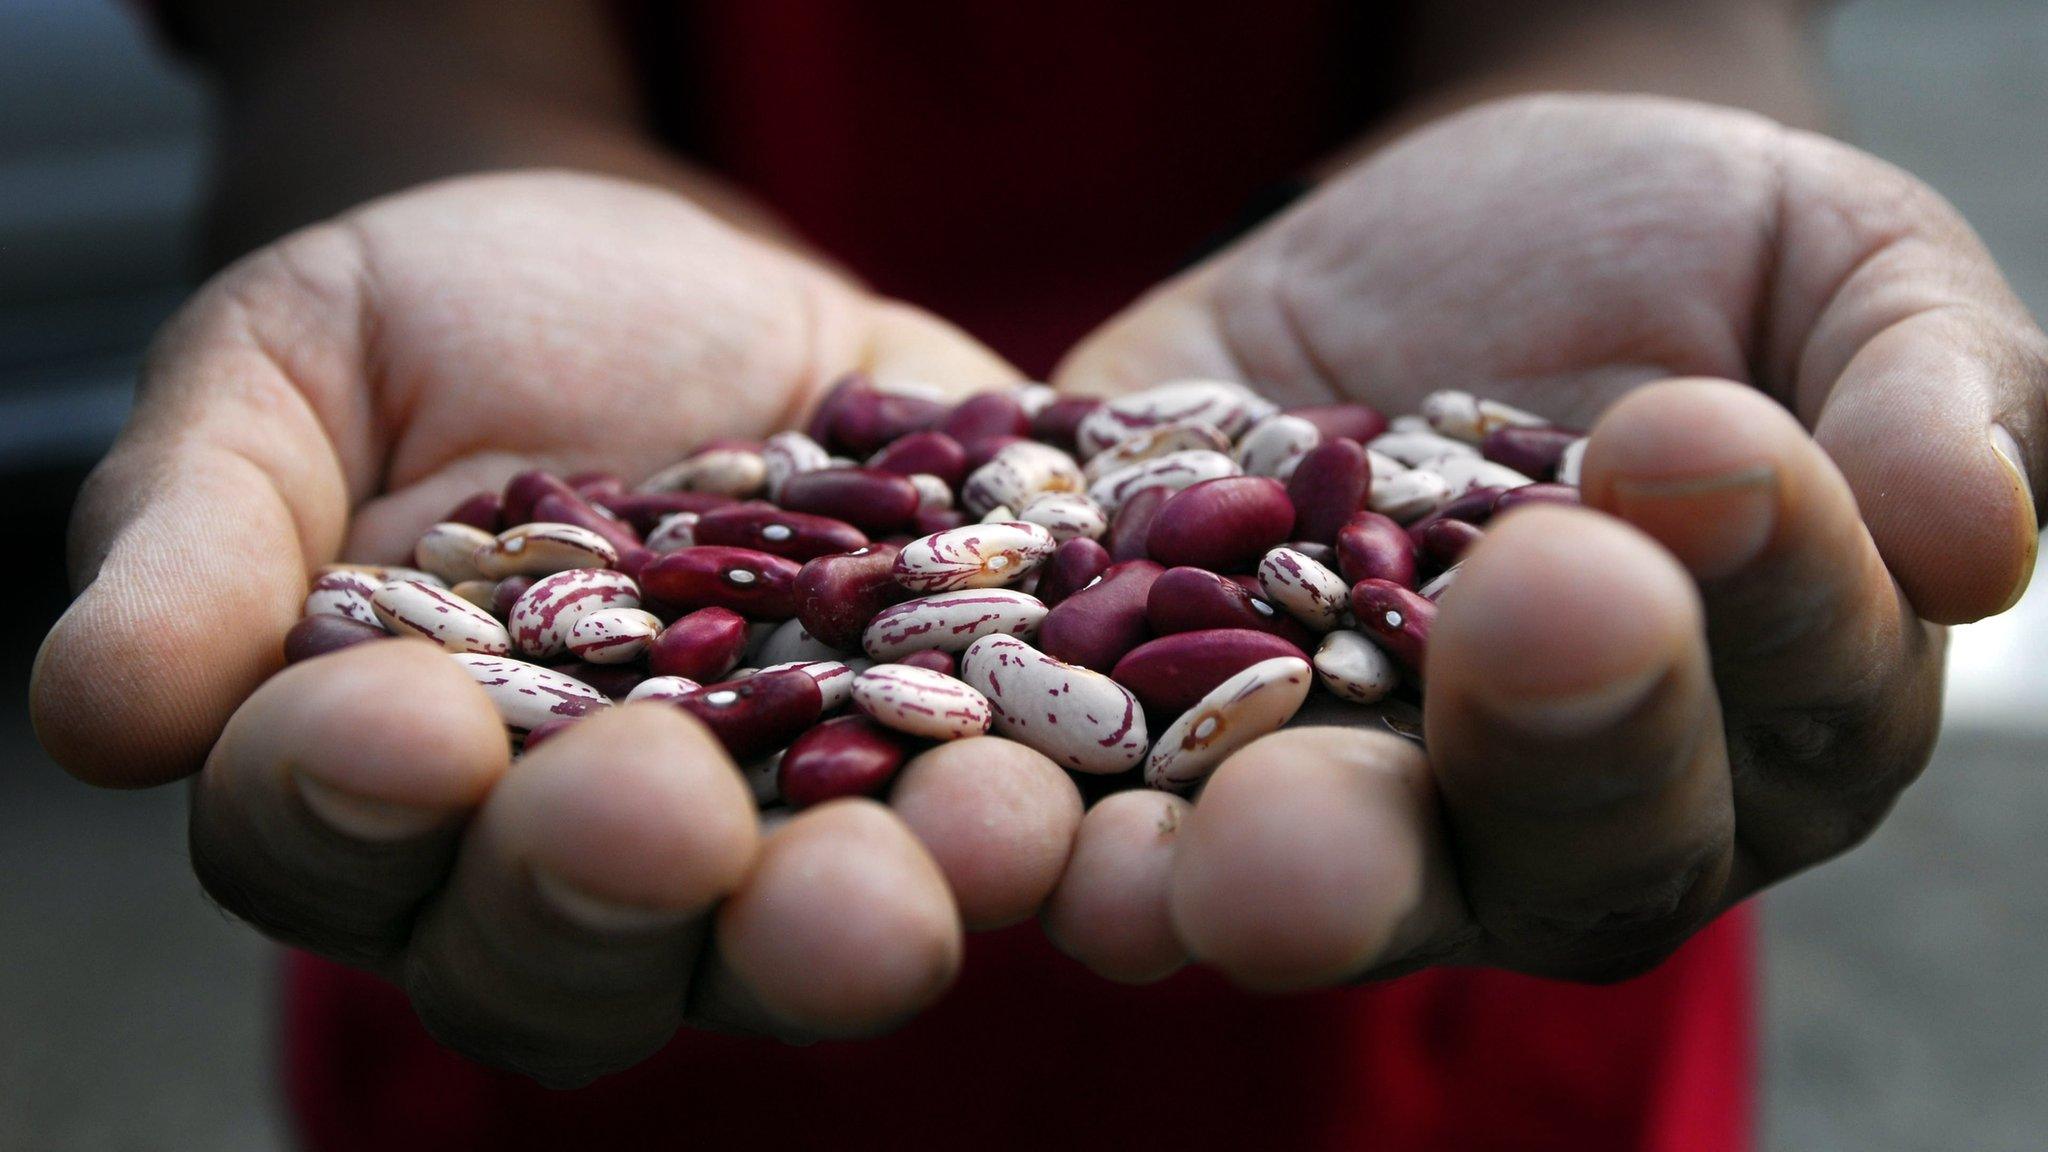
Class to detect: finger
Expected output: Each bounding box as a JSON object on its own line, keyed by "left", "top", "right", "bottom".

{"left": 401, "top": 704, "right": 757, "bottom": 1085}
{"left": 708, "top": 799, "right": 962, "bottom": 1039}
{"left": 190, "top": 638, "right": 509, "bottom": 969}
{"left": 1581, "top": 379, "right": 1944, "bottom": 875}
{"left": 32, "top": 233, "right": 371, "bottom": 786}
{"left": 1770, "top": 134, "right": 2047, "bottom": 622}
{"left": 888, "top": 737, "right": 1084, "bottom": 930}
{"left": 1427, "top": 507, "right": 1735, "bottom": 981}
{"left": 1040, "top": 789, "right": 1192, "bottom": 984}
{"left": 1168, "top": 728, "right": 1472, "bottom": 991}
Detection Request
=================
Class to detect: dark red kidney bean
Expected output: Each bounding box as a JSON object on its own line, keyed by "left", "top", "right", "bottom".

{"left": 896, "top": 649, "right": 957, "bottom": 676}
{"left": 795, "top": 543, "right": 907, "bottom": 651}
{"left": 1146, "top": 477, "right": 1295, "bottom": 572}
{"left": 1143, "top": 567, "right": 1316, "bottom": 651}
{"left": 1108, "top": 486, "right": 1168, "bottom": 562}
{"left": 693, "top": 505, "right": 868, "bottom": 561}
{"left": 1481, "top": 426, "right": 1579, "bottom": 480}
{"left": 1335, "top": 511, "right": 1419, "bottom": 589}
{"left": 566, "top": 471, "right": 626, "bottom": 499}
{"left": 962, "top": 434, "right": 1029, "bottom": 472}
{"left": 1285, "top": 438, "right": 1371, "bottom": 544}
{"left": 1288, "top": 540, "right": 1339, "bottom": 569}
{"left": 532, "top": 491, "right": 642, "bottom": 553}
{"left": 778, "top": 468, "right": 921, "bottom": 534}
{"left": 940, "top": 391, "right": 1031, "bottom": 443}
{"left": 592, "top": 490, "right": 739, "bottom": 534}
{"left": 1111, "top": 629, "right": 1308, "bottom": 720}
{"left": 614, "top": 545, "right": 655, "bottom": 584}
{"left": 1419, "top": 518, "right": 1484, "bottom": 566}
{"left": 1403, "top": 486, "right": 1506, "bottom": 550}
{"left": 546, "top": 660, "right": 648, "bottom": 701}
{"left": 646, "top": 606, "right": 749, "bottom": 681}
{"left": 1349, "top": 579, "right": 1435, "bottom": 674}
{"left": 911, "top": 507, "right": 968, "bottom": 535}
{"left": 1492, "top": 483, "right": 1582, "bottom": 514}
{"left": 490, "top": 575, "right": 536, "bottom": 619}
{"left": 1030, "top": 396, "right": 1101, "bottom": 452}
{"left": 640, "top": 546, "right": 802, "bottom": 619}
{"left": 283, "top": 615, "right": 389, "bottom": 663}
{"left": 1225, "top": 574, "right": 1264, "bottom": 594}
{"left": 806, "top": 373, "right": 948, "bottom": 456}
{"left": 502, "top": 469, "right": 579, "bottom": 525}
{"left": 1039, "top": 559, "right": 1164, "bottom": 672}
{"left": 867, "top": 431, "right": 968, "bottom": 487}
{"left": 1285, "top": 403, "right": 1388, "bottom": 445}
{"left": 779, "top": 715, "right": 912, "bottom": 809}
{"left": 520, "top": 716, "right": 584, "bottom": 752}
{"left": 673, "top": 669, "right": 825, "bottom": 761}
{"left": 1035, "top": 537, "right": 1112, "bottom": 608}
{"left": 441, "top": 492, "right": 502, "bottom": 532}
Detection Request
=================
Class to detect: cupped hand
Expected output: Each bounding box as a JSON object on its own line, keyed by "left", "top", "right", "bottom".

{"left": 30, "top": 171, "right": 1083, "bottom": 1081}
{"left": 1047, "top": 94, "right": 2046, "bottom": 986}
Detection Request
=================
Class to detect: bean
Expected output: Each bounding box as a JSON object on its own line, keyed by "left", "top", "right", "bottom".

{"left": 1287, "top": 540, "right": 1339, "bottom": 569}
{"left": 805, "top": 373, "right": 949, "bottom": 456}
{"left": 371, "top": 579, "right": 513, "bottom": 654}
{"left": 962, "top": 441, "right": 1085, "bottom": 516}
{"left": 851, "top": 664, "right": 993, "bottom": 740}
{"left": 1481, "top": 426, "right": 1579, "bottom": 479}
{"left": 317, "top": 562, "right": 444, "bottom": 587}
{"left": 1029, "top": 396, "right": 1101, "bottom": 452}
{"left": 1038, "top": 559, "right": 1163, "bottom": 672}
{"left": 1081, "top": 419, "right": 1232, "bottom": 483}
{"left": 778, "top": 716, "right": 911, "bottom": 809}
{"left": 1313, "top": 630, "right": 1400, "bottom": 704}
{"left": 1420, "top": 389, "right": 1548, "bottom": 442}
{"left": 406, "top": 522, "right": 492, "bottom": 589}
{"left": 896, "top": 649, "right": 956, "bottom": 676}
{"left": 1012, "top": 383, "right": 1058, "bottom": 418}
{"left": 1492, "top": 482, "right": 1582, "bottom": 514}
{"left": 1284, "top": 403, "right": 1388, "bottom": 445}
{"left": 637, "top": 448, "right": 768, "bottom": 498}
{"left": 624, "top": 675, "right": 702, "bottom": 703}
{"left": 1366, "top": 468, "right": 1451, "bottom": 522}
{"left": 959, "top": 635, "right": 1149, "bottom": 774}
{"left": 1419, "top": 564, "right": 1461, "bottom": 602}
{"left": 644, "top": 512, "right": 699, "bottom": 553}
{"left": 1234, "top": 414, "right": 1322, "bottom": 478}
{"left": 913, "top": 507, "right": 969, "bottom": 534}
{"left": 1402, "top": 485, "right": 1506, "bottom": 547}
{"left": 1074, "top": 379, "right": 1270, "bottom": 458}
{"left": 592, "top": 490, "right": 737, "bottom": 534}
{"left": 1556, "top": 438, "right": 1588, "bottom": 486}
{"left": 506, "top": 568, "right": 641, "bottom": 659}
{"left": 692, "top": 504, "right": 868, "bottom": 561}
{"left": 795, "top": 543, "right": 907, "bottom": 652}
{"left": 283, "top": 614, "right": 389, "bottom": 663}
{"left": 450, "top": 653, "right": 610, "bottom": 733}
{"left": 867, "top": 430, "right": 969, "bottom": 487}
{"left": 761, "top": 430, "right": 833, "bottom": 499}
{"left": 671, "top": 668, "right": 825, "bottom": 761}
{"left": 566, "top": 607, "right": 664, "bottom": 664}
{"left": 548, "top": 660, "right": 648, "bottom": 701}
{"left": 862, "top": 587, "right": 1049, "bottom": 660}
{"left": 777, "top": 467, "right": 922, "bottom": 533}
{"left": 647, "top": 606, "right": 750, "bottom": 682}
{"left": 962, "top": 434, "right": 1031, "bottom": 472}
{"left": 1144, "top": 657, "right": 1312, "bottom": 794}
{"left": 449, "top": 579, "right": 498, "bottom": 611}
{"left": 940, "top": 391, "right": 1032, "bottom": 442}
{"left": 1034, "top": 537, "right": 1112, "bottom": 608}
{"left": 1016, "top": 492, "right": 1108, "bottom": 544}
{"left": 754, "top": 617, "right": 849, "bottom": 667}
{"left": 1143, "top": 566, "right": 1315, "bottom": 651}
{"left": 1145, "top": 477, "right": 1295, "bottom": 573}
{"left": 1427, "top": 456, "right": 1534, "bottom": 500}
{"left": 895, "top": 521, "right": 1057, "bottom": 593}
{"left": 639, "top": 545, "right": 802, "bottom": 619}
{"left": 531, "top": 490, "right": 641, "bottom": 555}
{"left": 1107, "top": 485, "right": 1169, "bottom": 562}
{"left": 475, "top": 522, "right": 619, "bottom": 579}
{"left": 1110, "top": 628, "right": 1308, "bottom": 720}
{"left": 1348, "top": 579, "right": 1436, "bottom": 674}
{"left": 501, "top": 470, "right": 579, "bottom": 525}
{"left": 908, "top": 473, "right": 955, "bottom": 512}
{"left": 1368, "top": 429, "right": 1479, "bottom": 468}
{"left": 304, "top": 570, "right": 383, "bottom": 626}
{"left": 490, "top": 575, "right": 535, "bottom": 619}
{"left": 1285, "top": 438, "right": 1371, "bottom": 544}
{"left": 1256, "top": 547, "right": 1350, "bottom": 631}
{"left": 519, "top": 715, "right": 585, "bottom": 752}
{"left": 441, "top": 491, "right": 503, "bottom": 533}
{"left": 1419, "top": 519, "right": 1484, "bottom": 567}
{"left": 1086, "top": 449, "right": 1238, "bottom": 514}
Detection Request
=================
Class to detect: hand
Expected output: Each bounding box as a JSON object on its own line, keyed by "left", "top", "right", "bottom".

{"left": 29, "top": 172, "right": 1085, "bottom": 1081}
{"left": 1046, "top": 95, "right": 2046, "bottom": 986}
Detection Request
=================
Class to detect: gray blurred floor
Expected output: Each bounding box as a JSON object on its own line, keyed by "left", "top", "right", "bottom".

{"left": 5, "top": 2, "right": 2048, "bottom": 1150}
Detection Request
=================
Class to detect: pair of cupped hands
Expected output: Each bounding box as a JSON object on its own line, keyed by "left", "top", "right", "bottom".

{"left": 31, "top": 95, "right": 2046, "bottom": 1084}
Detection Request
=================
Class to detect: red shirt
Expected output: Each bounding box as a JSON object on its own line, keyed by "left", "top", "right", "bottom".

{"left": 158, "top": 2, "right": 1757, "bottom": 1147}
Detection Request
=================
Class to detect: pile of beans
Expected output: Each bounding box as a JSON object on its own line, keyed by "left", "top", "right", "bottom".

{"left": 285, "top": 378, "right": 1585, "bottom": 806}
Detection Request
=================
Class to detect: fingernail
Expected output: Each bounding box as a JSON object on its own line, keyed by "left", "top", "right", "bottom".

{"left": 1991, "top": 424, "right": 2038, "bottom": 612}
{"left": 295, "top": 774, "right": 449, "bottom": 840}
{"left": 530, "top": 867, "right": 692, "bottom": 934}
{"left": 1609, "top": 465, "right": 1777, "bottom": 582}
{"left": 1474, "top": 662, "right": 1668, "bottom": 741}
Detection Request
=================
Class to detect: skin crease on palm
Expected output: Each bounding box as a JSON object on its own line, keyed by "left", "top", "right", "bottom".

{"left": 26, "top": 94, "right": 2048, "bottom": 1080}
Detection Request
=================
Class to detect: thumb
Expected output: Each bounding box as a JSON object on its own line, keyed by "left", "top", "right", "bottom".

{"left": 1051, "top": 264, "right": 1252, "bottom": 399}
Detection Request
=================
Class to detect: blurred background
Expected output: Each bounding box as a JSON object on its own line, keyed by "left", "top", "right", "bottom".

{"left": 0, "top": 1, "right": 2044, "bottom": 1148}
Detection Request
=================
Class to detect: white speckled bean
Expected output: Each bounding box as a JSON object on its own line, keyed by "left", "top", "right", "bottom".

{"left": 758, "top": 659, "right": 856, "bottom": 711}
{"left": 961, "top": 441, "right": 1085, "bottom": 515}
{"left": 506, "top": 568, "right": 641, "bottom": 659}
{"left": 1085, "top": 449, "right": 1239, "bottom": 513}
{"left": 1425, "top": 455, "right": 1534, "bottom": 498}
{"left": 1367, "top": 449, "right": 1407, "bottom": 481}
{"left": 1313, "top": 631, "right": 1400, "bottom": 703}
{"left": 412, "top": 522, "right": 495, "bottom": 585}
{"left": 741, "top": 753, "right": 783, "bottom": 806}
{"left": 1420, "top": 389, "right": 1548, "bottom": 443}
{"left": 1017, "top": 491, "right": 1109, "bottom": 544}
{"left": 895, "top": 521, "right": 1057, "bottom": 592}
{"left": 644, "top": 512, "right": 699, "bottom": 553}
{"left": 370, "top": 579, "right": 511, "bottom": 654}
{"left": 1144, "top": 657, "right": 1312, "bottom": 794}
{"left": 637, "top": 449, "right": 768, "bottom": 497}
{"left": 862, "top": 588, "right": 1048, "bottom": 660}
{"left": 851, "top": 665, "right": 992, "bottom": 740}
{"left": 979, "top": 504, "right": 1015, "bottom": 523}
{"left": 1556, "top": 437, "right": 1588, "bottom": 486}
{"left": 1233, "top": 414, "right": 1322, "bottom": 478}
{"left": 959, "top": 634, "right": 1148, "bottom": 774}
{"left": 762, "top": 431, "right": 833, "bottom": 499}
{"left": 1418, "top": 564, "right": 1461, "bottom": 601}
{"left": 304, "top": 570, "right": 383, "bottom": 626}
{"left": 1368, "top": 429, "right": 1481, "bottom": 467}
{"left": 475, "top": 522, "right": 619, "bottom": 579}
{"left": 1368, "top": 469, "right": 1452, "bottom": 522}
{"left": 450, "top": 579, "right": 498, "bottom": 611}
{"left": 1389, "top": 414, "right": 1433, "bottom": 433}
{"left": 909, "top": 473, "right": 954, "bottom": 511}
{"left": 566, "top": 607, "right": 663, "bottom": 664}
{"left": 451, "top": 653, "right": 610, "bottom": 732}
{"left": 1256, "top": 547, "right": 1349, "bottom": 631}
{"left": 1080, "top": 418, "right": 1232, "bottom": 482}
{"left": 624, "top": 675, "right": 702, "bottom": 703}
{"left": 318, "top": 562, "right": 446, "bottom": 588}
{"left": 1012, "top": 382, "right": 1059, "bottom": 418}
{"left": 1075, "top": 379, "right": 1272, "bottom": 458}
{"left": 755, "top": 618, "right": 850, "bottom": 667}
